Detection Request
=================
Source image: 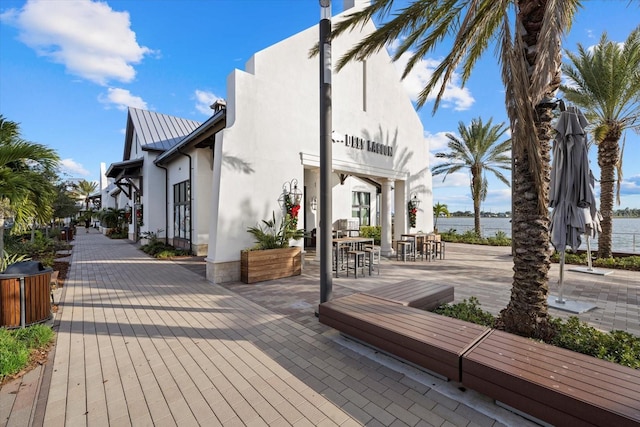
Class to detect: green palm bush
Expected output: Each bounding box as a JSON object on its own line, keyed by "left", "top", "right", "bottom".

{"left": 246, "top": 211, "right": 304, "bottom": 250}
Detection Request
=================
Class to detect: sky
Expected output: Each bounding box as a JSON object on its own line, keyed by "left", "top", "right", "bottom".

{"left": 1, "top": 0, "right": 639, "bottom": 213}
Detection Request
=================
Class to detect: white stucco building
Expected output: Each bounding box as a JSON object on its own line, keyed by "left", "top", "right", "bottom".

{"left": 105, "top": 0, "right": 434, "bottom": 284}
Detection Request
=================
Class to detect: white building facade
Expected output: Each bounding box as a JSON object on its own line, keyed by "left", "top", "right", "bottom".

{"left": 106, "top": 0, "right": 434, "bottom": 283}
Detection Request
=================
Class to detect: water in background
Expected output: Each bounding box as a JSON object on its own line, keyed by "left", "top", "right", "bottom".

{"left": 435, "top": 217, "right": 640, "bottom": 254}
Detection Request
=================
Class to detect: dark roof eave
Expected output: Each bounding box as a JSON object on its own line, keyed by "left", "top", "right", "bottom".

{"left": 105, "top": 158, "right": 144, "bottom": 178}
{"left": 155, "top": 109, "right": 226, "bottom": 166}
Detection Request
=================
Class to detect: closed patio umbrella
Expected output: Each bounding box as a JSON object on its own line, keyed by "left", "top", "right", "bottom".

{"left": 549, "top": 105, "right": 597, "bottom": 303}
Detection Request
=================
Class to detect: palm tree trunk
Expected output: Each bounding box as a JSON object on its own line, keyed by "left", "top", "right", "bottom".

{"left": 498, "top": 0, "right": 558, "bottom": 340}
{"left": 499, "top": 104, "right": 554, "bottom": 340}
{"left": 597, "top": 133, "right": 620, "bottom": 258}
{"left": 473, "top": 199, "right": 481, "bottom": 236}
{"left": 472, "top": 167, "right": 482, "bottom": 236}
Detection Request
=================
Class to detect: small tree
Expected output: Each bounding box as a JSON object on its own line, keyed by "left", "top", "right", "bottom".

{"left": 433, "top": 202, "right": 450, "bottom": 232}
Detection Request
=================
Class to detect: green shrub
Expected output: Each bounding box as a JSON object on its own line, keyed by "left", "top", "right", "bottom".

{"left": 1, "top": 252, "right": 30, "bottom": 272}
{"left": 594, "top": 256, "right": 640, "bottom": 271}
{"left": 4, "top": 233, "right": 61, "bottom": 268}
{"left": 360, "top": 226, "right": 381, "bottom": 245}
{"left": 0, "top": 325, "right": 53, "bottom": 380}
{"left": 434, "top": 297, "right": 496, "bottom": 327}
{"left": 486, "top": 231, "right": 511, "bottom": 246}
{"left": 246, "top": 211, "right": 304, "bottom": 250}
{"left": 549, "top": 252, "right": 640, "bottom": 272}
{"left": 436, "top": 298, "right": 640, "bottom": 369}
{"left": 549, "top": 317, "right": 640, "bottom": 369}
{"left": 139, "top": 231, "right": 190, "bottom": 259}
{"left": 154, "top": 249, "right": 189, "bottom": 259}
{"left": 106, "top": 228, "right": 128, "bottom": 239}
{"left": 13, "top": 324, "right": 54, "bottom": 348}
{"left": 550, "top": 251, "right": 588, "bottom": 264}
{"left": 0, "top": 332, "right": 29, "bottom": 379}
{"left": 439, "top": 229, "right": 512, "bottom": 246}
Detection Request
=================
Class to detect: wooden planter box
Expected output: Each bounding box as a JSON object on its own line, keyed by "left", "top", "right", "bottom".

{"left": 241, "top": 247, "right": 302, "bottom": 284}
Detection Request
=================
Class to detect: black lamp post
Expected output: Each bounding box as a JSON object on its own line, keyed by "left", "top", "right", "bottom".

{"left": 319, "top": 0, "right": 332, "bottom": 305}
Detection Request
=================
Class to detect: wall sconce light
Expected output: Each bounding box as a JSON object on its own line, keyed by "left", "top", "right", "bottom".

{"left": 410, "top": 193, "right": 421, "bottom": 208}
{"left": 310, "top": 196, "right": 318, "bottom": 212}
{"left": 283, "top": 178, "right": 303, "bottom": 206}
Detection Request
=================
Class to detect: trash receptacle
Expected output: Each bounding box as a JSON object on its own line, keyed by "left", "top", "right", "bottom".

{"left": 0, "top": 261, "right": 53, "bottom": 328}
{"left": 3, "top": 260, "right": 46, "bottom": 274}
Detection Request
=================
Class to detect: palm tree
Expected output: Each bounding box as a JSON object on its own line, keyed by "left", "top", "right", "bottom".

{"left": 97, "top": 207, "right": 126, "bottom": 230}
{"left": 73, "top": 179, "right": 98, "bottom": 211}
{"left": 433, "top": 202, "right": 450, "bottom": 232}
{"left": 331, "top": 0, "right": 582, "bottom": 339}
{"left": 560, "top": 27, "right": 640, "bottom": 259}
{"left": 432, "top": 118, "right": 511, "bottom": 236}
{"left": 0, "top": 115, "right": 59, "bottom": 254}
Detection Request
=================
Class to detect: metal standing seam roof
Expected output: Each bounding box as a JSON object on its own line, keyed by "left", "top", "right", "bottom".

{"left": 127, "top": 107, "right": 202, "bottom": 154}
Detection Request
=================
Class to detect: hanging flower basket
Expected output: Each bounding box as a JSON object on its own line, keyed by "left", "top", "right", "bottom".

{"left": 284, "top": 194, "right": 300, "bottom": 229}
{"left": 408, "top": 201, "right": 417, "bottom": 228}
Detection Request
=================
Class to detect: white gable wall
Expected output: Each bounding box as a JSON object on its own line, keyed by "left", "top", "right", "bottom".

{"left": 206, "top": 12, "right": 433, "bottom": 283}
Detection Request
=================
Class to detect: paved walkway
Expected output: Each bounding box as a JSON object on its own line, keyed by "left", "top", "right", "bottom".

{"left": 1, "top": 231, "right": 638, "bottom": 426}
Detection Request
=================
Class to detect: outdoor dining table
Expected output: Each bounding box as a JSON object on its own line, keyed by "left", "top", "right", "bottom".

{"left": 400, "top": 233, "right": 426, "bottom": 260}
{"left": 332, "top": 237, "right": 374, "bottom": 277}
{"left": 400, "top": 233, "right": 441, "bottom": 261}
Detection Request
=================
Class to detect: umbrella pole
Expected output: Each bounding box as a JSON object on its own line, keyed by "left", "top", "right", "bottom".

{"left": 585, "top": 235, "right": 593, "bottom": 271}
{"left": 557, "top": 250, "right": 566, "bottom": 304}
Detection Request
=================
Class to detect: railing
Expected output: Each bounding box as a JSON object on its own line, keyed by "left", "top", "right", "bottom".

{"left": 440, "top": 223, "right": 639, "bottom": 254}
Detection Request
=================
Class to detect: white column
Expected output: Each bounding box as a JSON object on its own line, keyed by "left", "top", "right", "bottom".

{"left": 380, "top": 178, "right": 393, "bottom": 256}
{"left": 314, "top": 169, "right": 321, "bottom": 261}
{"left": 394, "top": 179, "right": 407, "bottom": 240}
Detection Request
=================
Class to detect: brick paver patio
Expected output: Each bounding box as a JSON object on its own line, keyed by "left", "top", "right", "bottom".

{"left": 2, "top": 230, "right": 638, "bottom": 426}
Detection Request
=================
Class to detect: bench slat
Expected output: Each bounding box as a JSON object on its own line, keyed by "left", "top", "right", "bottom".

{"left": 362, "top": 280, "right": 453, "bottom": 310}
{"left": 319, "top": 294, "right": 489, "bottom": 381}
{"left": 325, "top": 293, "right": 484, "bottom": 347}
{"left": 468, "top": 332, "right": 640, "bottom": 406}
{"left": 462, "top": 330, "right": 640, "bottom": 427}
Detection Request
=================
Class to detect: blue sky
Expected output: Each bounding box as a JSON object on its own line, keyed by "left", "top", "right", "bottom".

{"left": 1, "top": 0, "right": 639, "bottom": 213}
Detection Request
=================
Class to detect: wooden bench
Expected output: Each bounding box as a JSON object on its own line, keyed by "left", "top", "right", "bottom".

{"left": 363, "top": 280, "right": 453, "bottom": 311}
{"left": 318, "top": 293, "right": 490, "bottom": 381}
{"left": 462, "top": 329, "right": 640, "bottom": 427}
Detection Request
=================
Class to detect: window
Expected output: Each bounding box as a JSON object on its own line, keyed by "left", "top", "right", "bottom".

{"left": 173, "top": 180, "right": 191, "bottom": 240}
{"left": 352, "top": 191, "right": 370, "bottom": 226}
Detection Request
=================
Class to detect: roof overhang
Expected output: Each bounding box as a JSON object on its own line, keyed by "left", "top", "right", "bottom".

{"left": 105, "top": 158, "right": 144, "bottom": 199}
{"left": 155, "top": 109, "right": 226, "bottom": 165}
{"left": 106, "top": 158, "right": 143, "bottom": 179}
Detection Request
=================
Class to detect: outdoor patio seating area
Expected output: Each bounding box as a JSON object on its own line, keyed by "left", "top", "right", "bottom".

{"left": 396, "top": 233, "right": 445, "bottom": 262}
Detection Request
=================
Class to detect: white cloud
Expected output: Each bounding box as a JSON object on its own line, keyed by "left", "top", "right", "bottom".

{"left": 621, "top": 175, "right": 640, "bottom": 195}
{"left": 431, "top": 171, "right": 468, "bottom": 189}
{"left": 194, "top": 90, "right": 223, "bottom": 116}
{"left": 1, "top": 0, "right": 153, "bottom": 85}
{"left": 388, "top": 41, "right": 475, "bottom": 111}
{"left": 98, "top": 88, "right": 147, "bottom": 110}
{"left": 60, "top": 158, "right": 89, "bottom": 177}
{"left": 424, "top": 131, "right": 450, "bottom": 152}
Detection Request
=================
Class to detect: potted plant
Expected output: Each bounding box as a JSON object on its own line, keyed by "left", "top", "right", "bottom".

{"left": 241, "top": 211, "right": 304, "bottom": 284}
